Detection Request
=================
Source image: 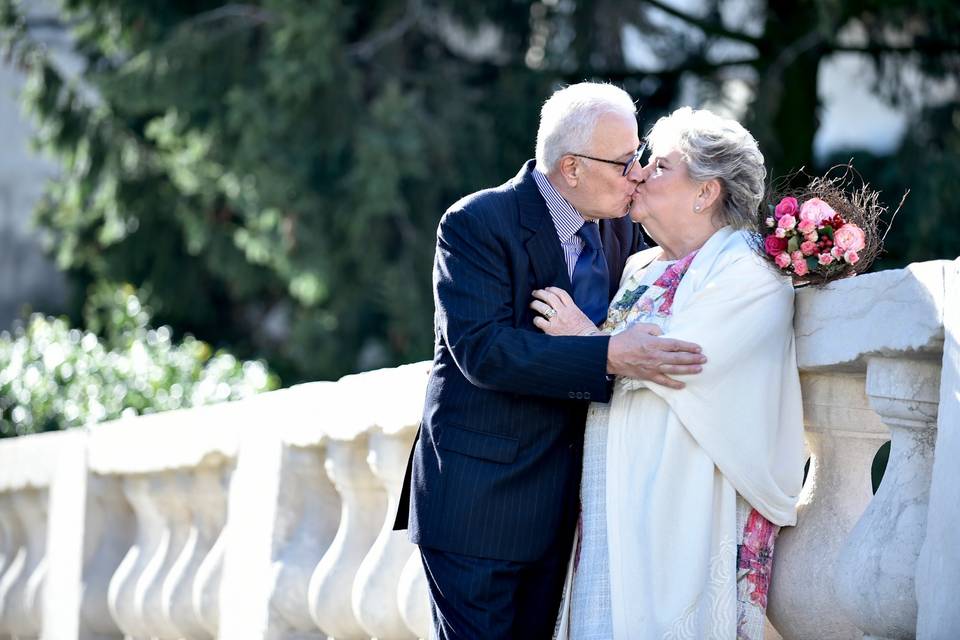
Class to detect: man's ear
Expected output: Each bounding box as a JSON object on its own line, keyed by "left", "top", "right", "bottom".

{"left": 558, "top": 155, "right": 580, "bottom": 187}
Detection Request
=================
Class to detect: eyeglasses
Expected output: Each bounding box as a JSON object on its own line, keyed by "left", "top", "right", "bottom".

{"left": 571, "top": 140, "right": 648, "bottom": 177}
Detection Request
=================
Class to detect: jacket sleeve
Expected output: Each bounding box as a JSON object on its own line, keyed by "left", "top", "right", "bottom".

{"left": 434, "top": 205, "right": 612, "bottom": 402}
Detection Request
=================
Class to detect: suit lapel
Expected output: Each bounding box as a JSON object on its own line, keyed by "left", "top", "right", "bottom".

{"left": 515, "top": 162, "right": 573, "bottom": 293}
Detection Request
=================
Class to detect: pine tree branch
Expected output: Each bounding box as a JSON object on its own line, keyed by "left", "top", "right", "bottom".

{"left": 639, "top": 0, "right": 762, "bottom": 48}
{"left": 546, "top": 56, "right": 760, "bottom": 90}
{"left": 347, "top": 0, "right": 424, "bottom": 60}
{"left": 185, "top": 4, "right": 273, "bottom": 27}
{"left": 22, "top": 16, "right": 72, "bottom": 31}
{"left": 827, "top": 42, "right": 960, "bottom": 56}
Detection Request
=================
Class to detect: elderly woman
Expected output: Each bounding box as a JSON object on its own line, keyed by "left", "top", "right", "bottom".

{"left": 534, "top": 107, "right": 805, "bottom": 639}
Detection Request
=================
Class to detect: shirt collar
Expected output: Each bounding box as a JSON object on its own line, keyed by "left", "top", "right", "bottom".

{"left": 532, "top": 169, "right": 592, "bottom": 242}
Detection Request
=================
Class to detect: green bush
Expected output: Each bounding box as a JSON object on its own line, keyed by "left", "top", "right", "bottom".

{"left": 0, "top": 285, "right": 278, "bottom": 437}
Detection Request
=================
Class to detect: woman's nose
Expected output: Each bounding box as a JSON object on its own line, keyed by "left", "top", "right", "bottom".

{"left": 630, "top": 161, "right": 652, "bottom": 183}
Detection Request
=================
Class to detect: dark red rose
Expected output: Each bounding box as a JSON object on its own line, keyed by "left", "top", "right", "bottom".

{"left": 764, "top": 234, "right": 788, "bottom": 256}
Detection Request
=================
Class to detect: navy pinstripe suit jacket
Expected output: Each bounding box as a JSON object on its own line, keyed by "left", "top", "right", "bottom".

{"left": 395, "top": 160, "right": 644, "bottom": 562}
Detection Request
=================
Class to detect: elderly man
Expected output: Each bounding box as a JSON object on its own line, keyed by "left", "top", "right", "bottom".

{"left": 395, "top": 83, "right": 705, "bottom": 639}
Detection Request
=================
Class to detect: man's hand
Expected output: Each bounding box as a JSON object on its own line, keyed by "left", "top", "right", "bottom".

{"left": 607, "top": 323, "right": 705, "bottom": 389}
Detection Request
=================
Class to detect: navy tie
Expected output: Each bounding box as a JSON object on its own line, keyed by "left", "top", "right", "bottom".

{"left": 572, "top": 222, "right": 610, "bottom": 325}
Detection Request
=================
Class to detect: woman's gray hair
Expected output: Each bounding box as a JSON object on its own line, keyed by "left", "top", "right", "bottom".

{"left": 535, "top": 83, "right": 636, "bottom": 173}
{"left": 647, "top": 107, "right": 766, "bottom": 229}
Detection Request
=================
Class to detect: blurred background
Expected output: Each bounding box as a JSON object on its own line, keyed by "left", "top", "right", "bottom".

{"left": 1, "top": 0, "right": 958, "bottom": 437}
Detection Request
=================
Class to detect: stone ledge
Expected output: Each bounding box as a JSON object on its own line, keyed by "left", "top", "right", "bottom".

{"left": 795, "top": 259, "right": 954, "bottom": 370}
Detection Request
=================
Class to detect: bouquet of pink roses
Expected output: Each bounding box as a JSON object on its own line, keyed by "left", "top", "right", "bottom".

{"left": 755, "top": 165, "right": 899, "bottom": 286}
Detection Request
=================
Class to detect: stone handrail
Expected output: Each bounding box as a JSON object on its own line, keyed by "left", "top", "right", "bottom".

{"left": 0, "top": 259, "right": 956, "bottom": 639}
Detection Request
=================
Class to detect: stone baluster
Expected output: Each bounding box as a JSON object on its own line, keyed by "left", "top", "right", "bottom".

{"left": 0, "top": 492, "right": 16, "bottom": 602}
{"left": 0, "top": 491, "right": 26, "bottom": 639}
{"left": 352, "top": 428, "right": 419, "bottom": 640}
{"left": 397, "top": 550, "right": 431, "bottom": 639}
{"left": 270, "top": 445, "right": 340, "bottom": 636}
{"left": 160, "top": 466, "right": 229, "bottom": 639}
{"left": 79, "top": 475, "right": 135, "bottom": 638}
{"left": 833, "top": 356, "right": 941, "bottom": 639}
{"left": 0, "top": 489, "right": 47, "bottom": 639}
{"left": 0, "top": 494, "right": 8, "bottom": 640}
{"left": 108, "top": 474, "right": 170, "bottom": 639}
{"left": 308, "top": 434, "right": 386, "bottom": 639}
{"left": 768, "top": 372, "right": 888, "bottom": 639}
{"left": 131, "top": 472, "right": 195, "bottom": 638}
{"left": 192, "top": 465, "right": 231, "bottom": 637}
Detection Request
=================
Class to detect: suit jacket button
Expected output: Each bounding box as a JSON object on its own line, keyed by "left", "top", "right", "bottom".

{"left": 575, "top": 392, "right": 584, "bottom": 399}
{"left": 584, "top": 392, "right": 591, "bottom": 400}
{"left": 568, "top": 392, "right": 576, "bottom": 398}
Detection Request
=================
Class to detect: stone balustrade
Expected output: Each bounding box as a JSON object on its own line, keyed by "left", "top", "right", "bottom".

{"left": 0, "top": 258, "right": 957, "bottom": 639}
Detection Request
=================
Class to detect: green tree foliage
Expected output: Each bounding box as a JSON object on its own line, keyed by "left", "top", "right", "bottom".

{"left": 0, "top": 284, "right": 277, "bottom": 438}
{"left": 1, "top": 0, "right": 553, "bottom": 383}
{"left": 0, "top": 0, "right": 957, "bottom": 385}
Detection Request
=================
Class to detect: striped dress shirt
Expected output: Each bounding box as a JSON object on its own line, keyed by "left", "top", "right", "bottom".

{"left": 532, "top": 169, "right": 596, "bottom": 279}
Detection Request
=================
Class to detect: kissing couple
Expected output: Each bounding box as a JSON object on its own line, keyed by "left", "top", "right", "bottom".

{"left": 395, "top": 82, "right": 804, "bottom": 640}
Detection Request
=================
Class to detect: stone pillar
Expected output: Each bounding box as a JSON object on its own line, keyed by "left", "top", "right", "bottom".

{"left": 352, "top": 428, "right": 418, "bottom": 640}
{"left": 916, "top": 258, "right": 960, "bottom": 639}
{"left": 308, "top": 435, "right": 386, "bottom": 639}
{"left": 833, "top": 356, "right": 941, "bottom": 639}
{"left": 768, "top": 372, "right": 887, "bottom": 639}
{"left": 219, "top": 412, "right": 338, "bottom": 640}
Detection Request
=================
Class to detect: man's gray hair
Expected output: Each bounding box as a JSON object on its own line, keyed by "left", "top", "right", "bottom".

{"left": 647, "top": 107, "right": 766, "bottom": 229}
{"left": 535, "top": 83, "right": 637, "bottom": 173}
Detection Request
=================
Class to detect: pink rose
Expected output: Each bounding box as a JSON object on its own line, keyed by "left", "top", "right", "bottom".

{"left": 791, "top": 251, "right": 803, "bottom": 262}
{"left": 775, "top": 197, "right": 798, "bottom": 220}
{"left": 778, "top": 214, "right": 797, "bottom": 231}
{"left": 834, "top": 223, "right": 866, "bottom": 253}
{"left": 765, "top": 235, "right": 788, "bottom": 256}
{"left": 793, "top": 258, "right": 809, "bottom": 277}
{"left": 831, "top": 246, "right": 844, "bottom": 259}
{"left": 800, "top": 240, "right": 817, "bottom": 256}
{"left": 775, "top": 252, "right": 791, "bottom": 269}
{"left": 775, "top": 228, "right": 787, "bottom": 239}
{"left": 805, "top": 231, "right": 818, "bottom": 243}
{"left": 818, "top": 253, "right": 834, "bottom": 265}
{"left": 799, "top": 197, "right": 836, "bottom": 224}
{"left": 844, "top": 250, "right": 860, "bottom": 265}
{"left": 797, "top": 219, "right": 816, "bottom": 234}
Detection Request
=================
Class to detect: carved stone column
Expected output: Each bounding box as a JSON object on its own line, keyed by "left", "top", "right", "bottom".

{"left": 768, "top": 372, "right": 887, "bottom": 639}
{"left": 0, "top": 489, "right": 47, "bottom": 639}
{"left": 308, "top": 435, "right": 386, "bottom": 639}
{"left": 270, "top": 445, "right": 339, "bottom": 636}
{"left": 161, "top": 467, "right": 226, "bottom": 639}
{"left": 192, "top": 465, "right": 231, "bottom": 637}
{"left": 833, "top": 356, "right": 941, "bottom": 639}
{"left": 916, "top": 258, "right": 959, "bottom": 639}
{"left": 0, "top": 491, "right": 22, "bottom": 639}
{"left": 108, "top": 474, "right": 168, "bottom": 639}
{"left": 397, "top": 549, "right": 431, "bottom": 639}
{"left": 352, "top": 428, "right": 418, "bottom": 640}
{"left": 80, "top": 475, "right": 135, "bottom": 638}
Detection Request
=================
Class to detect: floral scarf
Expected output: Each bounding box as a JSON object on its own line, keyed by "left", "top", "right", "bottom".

{"left": 602, "top": 249, "right": 699, "bottom": 332}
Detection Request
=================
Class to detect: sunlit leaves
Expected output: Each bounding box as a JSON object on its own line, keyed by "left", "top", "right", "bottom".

{"left": 0, "top": 284, "right": 277, "bottom": 437}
